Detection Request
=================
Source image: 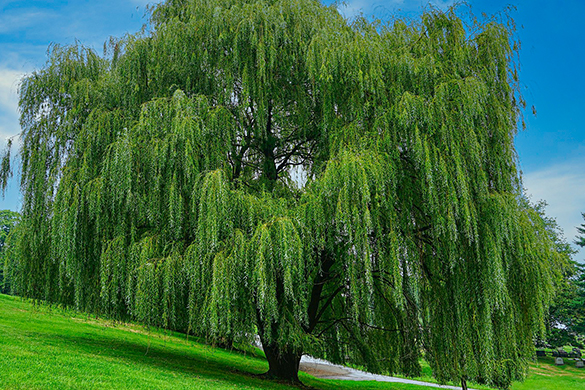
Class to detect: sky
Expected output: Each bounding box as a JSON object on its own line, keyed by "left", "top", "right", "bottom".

{"left": 0, "top": 0, "right": 584, "bottom": 258}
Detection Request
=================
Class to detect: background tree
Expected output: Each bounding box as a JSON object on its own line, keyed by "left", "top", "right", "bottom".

{"left": 545, "top": 212, "right": 585, "bottom": 347}
{"left": 547, "top": 213, "right": 585, "bottom": 346}
{"left": 1, "top": 0, "right": 561, "bottom": 388}
{"left": 0, "top": 210, "right": 20, "bottom": 294}
{"left": 529, "top": 202, "right": 583, "bottom": 348}
{"left": 576, "top": 213, "right": 585, "bottom": 248}
{"left": 546, "top": 262, "right": 585, "bottom": 348}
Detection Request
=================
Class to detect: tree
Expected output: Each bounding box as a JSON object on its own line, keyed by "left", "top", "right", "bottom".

{"left": 1, "top": 1, "right": 560, "bottom": 387}
{"left": 546, "top": 261, "right": 585, "bottom": 348}
{"left": 0, "top": 210, "right": 20, "bottom": 294}
{"left": 544, "top": 211, "right": 585, "bottom": 347}
{"left": 576, "top": 213, "right": 585, "bottom": 248}
{"left": 548, "top": 212, "right": 585, "bottom": 344}
{"left": 528, "top": 202, "right": 582, "bottom": 348}
{"left": 0, "top": 210, "right": 19, "bottom": 251}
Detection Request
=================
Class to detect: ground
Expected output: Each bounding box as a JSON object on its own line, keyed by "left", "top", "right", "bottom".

{"left": 0, "top": 293, "right": 583, "bottom": 390}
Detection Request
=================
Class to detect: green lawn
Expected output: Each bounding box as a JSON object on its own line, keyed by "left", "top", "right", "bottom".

{"left": 0, "top": 293, "right": 583, "bottom": 390}
{"left": 511, "top": 356, "right": 585, "bottom": 390}
{"left": 0, "top": 294, "right": 440, "bottom": 390}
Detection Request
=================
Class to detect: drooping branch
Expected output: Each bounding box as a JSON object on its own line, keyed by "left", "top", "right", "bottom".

{"left": 311, "top": 284, "right": 345, "bottom": 332}
{"left": 306, "top": 249, "right": 336, "bottom": 333}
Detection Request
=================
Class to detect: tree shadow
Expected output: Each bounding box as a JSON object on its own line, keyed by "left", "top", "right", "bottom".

{"left": 30, "top": 328, "right": 315, "bottom": 389}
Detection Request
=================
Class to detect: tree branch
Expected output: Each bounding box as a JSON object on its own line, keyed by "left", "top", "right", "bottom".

{"left": 314, "top": 284, "right": 345, "bottom": 327}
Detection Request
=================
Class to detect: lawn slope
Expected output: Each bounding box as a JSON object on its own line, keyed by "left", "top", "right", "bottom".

{"left": 0, "top": 294, "right": 441, "bottom": 390}
{"left": 1, "top": 293, "right": 583, "bottom": 390}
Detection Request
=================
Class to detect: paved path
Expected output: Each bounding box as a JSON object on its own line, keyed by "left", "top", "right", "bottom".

{"left": 299, "top": 356, "right": 474, "bottom": 390}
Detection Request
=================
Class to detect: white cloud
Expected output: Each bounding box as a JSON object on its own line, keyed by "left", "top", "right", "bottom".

{"left": 0, "top": 69, "right": 22, "bottom": 115}
{"left": 0, "top": 65, "right": 25, "bottom": 210}
{"left": 523, "top": 157, "right": 585, "bottom": 260}
{"left": 0, "top": 67, "right": 25, "bottom": 142}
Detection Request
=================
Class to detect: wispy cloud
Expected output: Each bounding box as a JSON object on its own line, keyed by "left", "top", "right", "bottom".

{"left": 0, "top": 10, "right": 56, "bottom": 34}
{"left": 0, "top": 66, "right": 24, "bottom": 211}
{"left": 430, "top": 0, "right": 456, "bottom": 10}
{"left": 0, "top": 67, "right": 25, "bottom": 142}
{"left": 336, "top": 0, "right": 455, "bottom": 19}
{"left": 127, "top": 0, "right": 163, "bottom": 6}
{"left": 523, "top": 156, "right": 585, "bottom": 259}
{"left": 0, "top": 68, "right": 21, "bottom": 114}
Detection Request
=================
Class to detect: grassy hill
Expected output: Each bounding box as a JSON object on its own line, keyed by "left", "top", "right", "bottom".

{"left": 0, "top": 293, "right": 583, "bottom": 389}
{"left": 0, "top": 293, "right": 440, "bottom": 390}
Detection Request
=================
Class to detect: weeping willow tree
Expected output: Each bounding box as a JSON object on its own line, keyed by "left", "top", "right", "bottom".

{"left": 1, "top": 0, "right": 562, "bottom": 387}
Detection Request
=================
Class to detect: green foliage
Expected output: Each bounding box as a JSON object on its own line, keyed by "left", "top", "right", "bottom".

{"left": 576, "top": 213, "right": 585, "bottom": 249}
{"left": 0, "top": 210, "right": 19, "bottom": 250}
{"left": 531, "top": 206, "right": 585, "bottom": 349}
{"left": 0, "top": 210, "right": 20, "bottom": 293}
{"left": 0, "top": 1, "right": 561, "bottom": 388}
{"left": 545, "top": 212, "right": 585, "bottom": 347}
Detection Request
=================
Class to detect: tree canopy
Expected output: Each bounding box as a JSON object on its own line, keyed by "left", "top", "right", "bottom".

{"left": 1, "top": 0, "right": 561, "bottom": 388}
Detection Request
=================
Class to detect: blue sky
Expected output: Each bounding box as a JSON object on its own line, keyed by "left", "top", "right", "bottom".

{"left": 1, "top": 0, "right": 584, "bottom": 258}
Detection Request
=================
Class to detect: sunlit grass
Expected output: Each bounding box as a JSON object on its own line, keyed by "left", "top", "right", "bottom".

{"left": 0, "top": 294, "right": 447, "bottom": 390}
{"left": 511, "top": 356, "right": 585, "bottom": 390}
{"left": 1, "top": 293, "right": 583, "bottom": 390}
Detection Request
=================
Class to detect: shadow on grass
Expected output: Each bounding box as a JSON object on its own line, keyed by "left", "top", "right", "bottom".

{"left": 29, "top": 329, "right": 296, "bottom": 389}
{"left": 1, "top": 294, "right": 315, "bottom": 389}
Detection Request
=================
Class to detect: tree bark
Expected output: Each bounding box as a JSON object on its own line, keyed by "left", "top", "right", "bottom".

{"left": 256, "top": 306, "right": 303, "bottom": 383}
{"left": 262, "top": 342, "right": 302, "bottom": 383}
{"left": 260, "top": 104, "right": 279, "bottom": 191}
{"left": 461, "top": 377, "right": 468, "bottom": 390}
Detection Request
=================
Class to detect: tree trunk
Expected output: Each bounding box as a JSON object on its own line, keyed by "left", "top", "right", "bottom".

{"left": 461, "top": 377, "right": 468, "bottom": 390}
{"left": 262, "top": 342, "right": 302, "bottom": 383}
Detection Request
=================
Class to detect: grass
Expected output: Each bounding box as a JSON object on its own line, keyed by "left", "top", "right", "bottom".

{"left": 1, "top": 293, "right": 583, "bottom": 390}
{"left": 404, "top": 356, "right": 585, "bottom": 390}
{"left": 510, "top": 356, "right": 585, "bottom": 390}
{"left": 0, "top": 293, "right": 444, "bottom": 390}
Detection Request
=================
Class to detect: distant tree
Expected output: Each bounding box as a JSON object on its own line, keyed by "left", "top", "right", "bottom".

{"left": 546, "top": 262, "right": 585, "bottom": 348}
{"left": 570, "top": 213, "right": 585, "bottom": 339}
{"left": 1, "top": 1, "right": 561, "bottom": 388}
{"left": 576, "top": 212, "right": 585, "bottom": 248}
{"left": 0, "top": 210, "right": 20, "bottom": 293}
{"left": 0, "top": 210, "right": 19, "bottom": 250}
{"left": 529, "top": 202, "right": 583, "bottom": 348}
{"left": 551, "top": 213, "right": 585, "bottom": 345}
